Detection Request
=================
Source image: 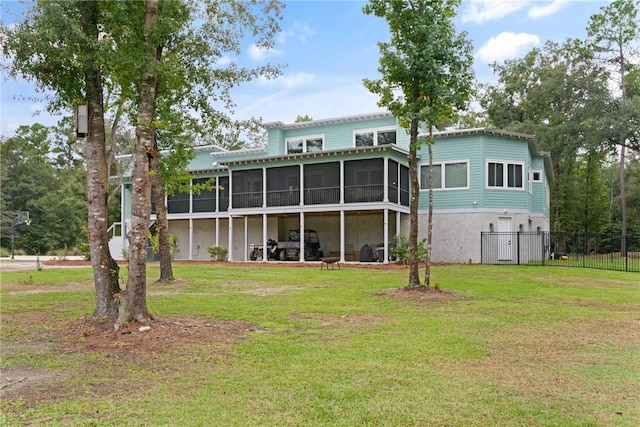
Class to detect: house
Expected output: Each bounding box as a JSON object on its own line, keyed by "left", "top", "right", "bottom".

{"left": 111, "top": 112, "right": 553, "bottom": 264}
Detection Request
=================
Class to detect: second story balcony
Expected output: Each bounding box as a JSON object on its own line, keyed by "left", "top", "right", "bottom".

{"left": 163, "top": 158, "right": 410, "bottom": 215}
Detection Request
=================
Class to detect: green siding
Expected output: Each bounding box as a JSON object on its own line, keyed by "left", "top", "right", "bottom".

{"left": 480, "top": 136, "right": 529, "bottom": 210}
{"left": 413, "top": 134, "right": 549, "bottom": 213}
{"left": 179, "top": 119, "right": 550, "bottom": 221}
{"left": 123, "top": 184, "right": 132, "bottom": 220}
{"left": 417, "top": 136, "right": 483, "bottom": 210}
{"left": 268, "top": 116, "right": 406, "bottom": 154}
{"left": 190, "top": 150, "right": 217, "bottom": 171}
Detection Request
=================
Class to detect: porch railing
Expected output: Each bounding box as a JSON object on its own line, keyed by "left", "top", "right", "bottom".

{"left": 305, "top": 187, "right": 340, "bottom": 205}
{"left": 267, "top": 189, "right": 301, "bottom": 207}
{"left": 344, "top": 184, "right": 384, "bottom": 203}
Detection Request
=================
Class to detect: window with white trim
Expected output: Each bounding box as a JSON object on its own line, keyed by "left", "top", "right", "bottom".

{"left": 286, "top": 135, "right": 324, "bottom": 154}
{"left": 487, "top": 161, "right": 524, "bottom": 189}
{"left": 528, "top": 169, "right": 542, "bottom": 193}
{"left": 354, "top": 127, "right": 397, "bottom": 147}
{"left": 420, "top": 161, "right": 469, "bottom": 190}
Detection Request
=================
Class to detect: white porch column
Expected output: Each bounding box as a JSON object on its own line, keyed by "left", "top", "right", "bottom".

{"left": 262, "top": 167, "right": 267, "bottom": 208}
{"left": 383, "top": 209, "right": 389, "bottom": 264}
{"left": 262, "top": 213, "right": 268, "bottom": 262}
{"left": 188, "top": 179, "right": 194, "bottom": 260}
{"left": 228, "top": 172, "right": 233, "bottom": 210}
{"left": 215, "top": 175, "right": 219, "bottom": 213}
{"left": 299, "top": 164, "right": 304, "bottom": 206}
{"left": 340, "top": 160, "right": 344, "bottom": 203}
{"left": 189, "top": 178, "right": 194, "bottom": 214}
{"left": 340, "top": 210, "right": 345, "bottom": 263}
{"left": 299, "top": 212, "right": 305, "bottom": 262}
{"left": 215, "top": 218, "right": 220, "bottom": 247}
{"left": 189, "top": 218, "right": 193, "bottom": 260}
{"left": 228, "top": 216, "right": 234, "bottom": 261}
{"left": 244, "top": 216, "right": 249, "bottom": 261}
{"left": 383, "top": 157, "right": 389, "bottom": 202}
{"left": 121, "top": 183, "right": 127, "bottom": 254}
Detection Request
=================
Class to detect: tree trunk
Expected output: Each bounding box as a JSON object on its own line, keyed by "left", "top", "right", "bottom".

{"left": 117, "top": 0, "right": 160, "bottom": 326}
{"left": 620, "top": 145, "right": 627, "bottom": 256}
{"left": 423, "top": 127, "right": 434, "bottom": 289}
{"left": 151, "top": 144, "right": 175, "bottom": 282}
{"left": 619, "top": 51, "right": 628, "bottom": 257}
{"left": 79, "top": 0, "right": 121, "bottom": 317}
{"left": 407, "top": 118, "right": 421, "bottom": 287}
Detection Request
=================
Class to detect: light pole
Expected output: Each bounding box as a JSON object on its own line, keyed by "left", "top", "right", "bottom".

{"left": 10, "top": 211, "right": 31, "bottom": 259}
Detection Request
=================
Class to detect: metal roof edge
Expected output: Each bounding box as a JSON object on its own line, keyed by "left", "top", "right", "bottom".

{"left": 424, "top": 127, "right": 535, "bottom": 141}
{"left": 219, "top": 144, "right": 411, "bottom": 166}
{"left": 264, "top": 111, "right": 393, "bottom": 130}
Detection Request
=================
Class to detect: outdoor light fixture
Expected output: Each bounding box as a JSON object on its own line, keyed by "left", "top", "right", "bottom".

{"left": 472, "top": 201, "right": 478, "bottom": 207}
{"left": 76, "top": 104, "right": 88, "bottom": 137}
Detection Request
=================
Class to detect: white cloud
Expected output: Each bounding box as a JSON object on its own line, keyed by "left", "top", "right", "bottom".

{"left": 277, "top": 29, "right": 294, "bottom": 44}
{"left": 462, "top": 0, "right": 530, "bottom": 24}
{"left": 278, "top": 22, "right": 315, "bottom": 44}
{"left": 476, "top": 32, "right": 540, "bottom": 63}
{"left": 258, "top": 72, "right": 315, "bottom": 89}
{"left": 528, "top": 0, "right": 570, "bottom": 19}
{"left": 236, "top": 77, "right": 382, "bottom": 124}
{"left": 216, "top": 56, "right": 234, "bottom": 66}
{"left": 248, "top": 44, "right": 283, "bottom": 61}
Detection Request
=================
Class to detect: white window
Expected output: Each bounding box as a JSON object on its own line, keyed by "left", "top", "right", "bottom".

{"left": 528, "top": 169, "right": 542, "bottom": 193}
{"left": 354, "top": 127, "right": 397, "bottom": 147}
{"left": 487, "top": 161, "right": 524, "bottom": 189}
{"left": 420, "top": 161, "right": 469, "bottom": 190}
{"left": 286, "top": 135, "right": 324, "bottom": 154}
{"left": 287, "top": 139, "right": 303, "bottom": 154}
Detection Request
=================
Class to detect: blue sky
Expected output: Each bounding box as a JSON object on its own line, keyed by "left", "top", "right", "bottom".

{"left": 1, "top": 0, "right": 609, "bottom": 137}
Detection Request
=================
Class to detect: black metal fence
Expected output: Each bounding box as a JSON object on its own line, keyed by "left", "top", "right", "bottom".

{"left": 481, "top": 231, "right": 640, "bottom": 272}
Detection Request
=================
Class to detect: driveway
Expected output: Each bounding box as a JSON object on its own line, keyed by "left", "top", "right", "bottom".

{"left": 0, "top": 255, "right": 88, "bottom": 272}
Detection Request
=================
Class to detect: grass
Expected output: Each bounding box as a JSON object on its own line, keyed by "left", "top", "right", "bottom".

{"left": 1, "top": 263, "right": 639, "bottom": 426}
{"left": 540, "top": 252, "right": 640, "bottom": 272}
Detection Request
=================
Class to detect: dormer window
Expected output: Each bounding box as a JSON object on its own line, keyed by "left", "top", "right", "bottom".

{"left": 286, "top": 135, "right": 324, "bottom": 154}
{"left": 354, "top": 127, "right": 397, "bottom": 147}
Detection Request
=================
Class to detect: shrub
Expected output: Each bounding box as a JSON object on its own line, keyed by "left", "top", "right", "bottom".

{"left": 148, "top": 231, "right": 178, "bottom": 257}
{"left": 207, "top": 245, "right": 228, "bottom": 261}
{"left": 390, "top": 234, "right": 426, "bottom": 264}
{"left": 78, "top": 242, "right": 91, "bottom": 261}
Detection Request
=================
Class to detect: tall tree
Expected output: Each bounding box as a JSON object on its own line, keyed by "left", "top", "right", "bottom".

{"left": 112, "top": 0, "right": 283, "bottom": 326}
{"left": 295, "top": 114, "right": 313, "bottom": 123}
{"left": 151, "top": 145, "right": 175, "bottom": 283}
{"left": 117, "top": 0, "right": 163, "bottom": 326}
{"left": 587, "top": 0, "right": 640, "bottom": 255}
{"left": 482, "top": 39, "right": 612, "bottom": 232}
{"left": 2, "top": 1, "right": 122, "bottom": 316}
{"left": 1, "top": 124, "right": 87, "bottom": 255}
{"left": 363, "top": 0, "right": 474, "bottom": 288}
{"left": 3, "top": 0, "right": 282, "bottom": 323}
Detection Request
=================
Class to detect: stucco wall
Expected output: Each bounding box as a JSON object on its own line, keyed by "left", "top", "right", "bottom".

{"left": 420, "top": 210, "right": 550, "bottom": 263}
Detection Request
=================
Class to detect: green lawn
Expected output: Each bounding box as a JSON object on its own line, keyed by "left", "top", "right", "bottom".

{"left": 1, "top": 263, "right": 638, "bottom": 426}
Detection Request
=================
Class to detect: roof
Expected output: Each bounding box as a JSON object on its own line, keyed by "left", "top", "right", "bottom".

{"left": 264, "top": 111, "right": 393, "bottom": 130}
{"left": 429, "top": 127, "right": 535, "bottom": 141}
